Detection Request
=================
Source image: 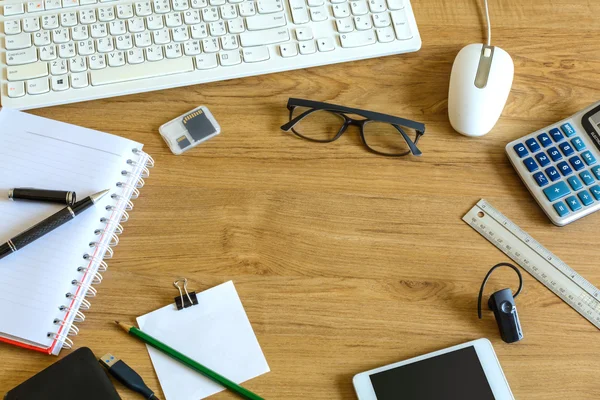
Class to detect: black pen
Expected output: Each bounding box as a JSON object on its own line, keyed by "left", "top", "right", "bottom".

{"left": 0, "top": 189, "right": 110, "bottom": 261}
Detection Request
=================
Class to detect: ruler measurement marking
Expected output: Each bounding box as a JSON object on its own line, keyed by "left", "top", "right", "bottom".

{"left": 464, "top": 200, "right": 600, "bottom": 330}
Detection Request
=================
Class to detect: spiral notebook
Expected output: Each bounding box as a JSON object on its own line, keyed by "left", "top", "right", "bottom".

{"left": 0, "top": 108, "right": 153, "bottom": 355}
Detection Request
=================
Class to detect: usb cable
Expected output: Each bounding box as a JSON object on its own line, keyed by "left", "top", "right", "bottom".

{"left": 100, "top": 353, "right": 160, "bottom": 400}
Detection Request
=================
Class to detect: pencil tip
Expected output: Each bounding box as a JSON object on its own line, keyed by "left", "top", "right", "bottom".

{"left": 114, "top": 320, "right": 119, "bottom": 324}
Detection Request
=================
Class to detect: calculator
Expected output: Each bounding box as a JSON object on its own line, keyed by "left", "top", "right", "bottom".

{"left": 506, "top": 101, "right": 600, "bottom": 226}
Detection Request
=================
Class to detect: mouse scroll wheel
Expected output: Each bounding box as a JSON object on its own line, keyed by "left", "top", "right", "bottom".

{"left": 483, "top": 47, "right": 492, "bottom": 58}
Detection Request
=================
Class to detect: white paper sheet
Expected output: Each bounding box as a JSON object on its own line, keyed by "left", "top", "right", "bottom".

{"left": 137, "top": 281, "right": 270, "bottom": 400}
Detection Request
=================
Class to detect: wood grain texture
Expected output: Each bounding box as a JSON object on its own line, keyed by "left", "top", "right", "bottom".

{"left": 2, "top": 0, "right": 600, "bottom": 398}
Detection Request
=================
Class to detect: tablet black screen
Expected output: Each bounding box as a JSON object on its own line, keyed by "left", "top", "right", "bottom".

{"left": 369, "top": 346, "right": 496, "bottom": 400}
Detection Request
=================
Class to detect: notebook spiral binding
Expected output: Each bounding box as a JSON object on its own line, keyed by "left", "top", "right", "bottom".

{"left": 48, "top": 148, "right": 154, "bottom": 353}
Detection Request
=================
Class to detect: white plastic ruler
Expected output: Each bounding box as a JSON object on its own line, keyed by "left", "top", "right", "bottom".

{"left": 463, "top": 199, "right": 600, "bottom": 330}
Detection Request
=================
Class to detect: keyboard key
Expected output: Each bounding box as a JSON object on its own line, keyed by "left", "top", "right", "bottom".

{"left": 26, "top": 77, "right": 50, "bottom": 94}
{"left": 288, "top": 0, "right": 309, "bottom": 23}
{"left": 590, "top": 185, "right": 600, "bottom": 200}
{"left": 580, "top": 171, "right": 595, "bottom": 185}
{"left": 350, "top": 0, "right": 369, "bottom": 15}
{"left": 310, "top": 5, "right": 328, "bottom": 21}
{"left": 558, "top": 142, "right": 575, "bottom": 156}
{"left": 219, "top": 49, "right": 242, "bottom": 66}
{"left": 553, "top": 201, "right": 569, "bottom": 217}
{"left": 6, "top": 62, "right": 48, "bottom": 81}
{"left": 298, "top": 40, "right": 316, "bottom": 54}
{"left": 543, "top": 181, "right": 571, "bottom": 202}
{"left": 4, "top": 20, "right": 22, "bottom": 35}
{"left": 525, "top": 138, "right": 541, "bottom": 153}
{"left": 523, "top": 157, "right": 538, "bottom": 172}
{"left": 549, "top": 127, "right": 564, "bottom": 142}
{"left": 239, "top": 27, "right": 290, "bottom": 47}
{"left": 571, "top": 137, "right": 585, "bottom": 151}
{"left": 246, "top": 13, "right": 287, "bottom": 30}
{"left": 340, "top": 30, "right": 376, "bottom": 48}
{"left": 567, "top": 176, "right": 583, "bottom": 191}
{"left": 257, "top": 0, "right": 284, "bottom": 13}
{"left": 90, "top": 57, "right": 193, "bottom": 85}
{"left": 537, "top": 133, "right": 552, "bottom": 148}
{"left": 4, "top": 3, "right": 25, "bottom": 16}
{"left": 279, "top": 43, "right": 298, "bottom": 57}
{"left": 376, "top": 26, "right": 395, "bottom": 43}
{"left": 513, "top": 143, "right": 528, "bottom": 158}
{"left": 296, "top": 27, "right": 313, "bottom": 41}
{"left": 6, "top": 48, "right": 38, "bottom": 66}
{"left": 317, "top": 37, "right": 335, "bottom": 52}
{"left": 581, "top": 151, "right": 597, "bottom": 166}
{"left": 194, "top": 53, "right": 218, "bottom": 69}
{"left": 547, "top": 147, "right": 562, "bottom": 162}
{"left": 386, "top": 0, "right": 404, "bottom": 10}
{"left": 578, "top": 190, "right": 594, "bottom": 206}
{"left": 557, "top": 161, "right": 573, "bottom": 176}
{"left": 7, "top": 81, "right": 26, "bottom": 98}
{"left": 391, "top": 9, "right": 412, "bottom": 39}
{"left": 532, "top": 172, "right": 549, "bottom": 187}
{"left": 6, "top": 33, "right": 33, "bottom": 51}
{"left": 535, "top": 153, "right": 550, "bottom": 167}
{"left": 545, "top": 166, "right": 560, "bottom": 182}
{"left": 565, "top": 196, "right": 582, "bottom": 211}
{"left": 242, "top": 46, "right": 270, "bottom": 62}
{"left": 561, "top": 122, "right": 576, "bottom": 137}
{"left": 569, "top": 156, "right": 585, "bottom": 171}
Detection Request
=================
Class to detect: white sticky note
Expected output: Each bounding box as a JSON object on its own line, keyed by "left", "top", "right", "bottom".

{"left": 137, "top": 281, "right": 269, "bottom": 400}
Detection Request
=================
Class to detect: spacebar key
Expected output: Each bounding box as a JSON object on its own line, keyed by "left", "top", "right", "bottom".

{"left": 240, "top": 28, "right": 290, "bottom": 47}
{"left": 90, "top": 58, "right": 194, "bottom": 86}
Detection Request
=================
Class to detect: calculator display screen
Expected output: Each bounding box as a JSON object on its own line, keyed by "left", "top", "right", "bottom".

{"left": 582, "top": 105, "right": 600, "bottom": 152}
{"left": 369, "top": 346, "right": 496, "bottom": 400}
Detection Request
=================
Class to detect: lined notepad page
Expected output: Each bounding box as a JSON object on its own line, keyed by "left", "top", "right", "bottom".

{"left": 0, "top": 108, "right": 142, "bottom": 352}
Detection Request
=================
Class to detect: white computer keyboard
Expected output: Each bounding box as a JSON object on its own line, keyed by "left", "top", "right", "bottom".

{"left": 0, "top": 0, "right": 420, "bottom": 109}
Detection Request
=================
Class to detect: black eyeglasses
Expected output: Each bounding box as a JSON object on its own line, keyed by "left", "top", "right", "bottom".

{"left": 281, "top": 98, "right": 426, "bottom": 157}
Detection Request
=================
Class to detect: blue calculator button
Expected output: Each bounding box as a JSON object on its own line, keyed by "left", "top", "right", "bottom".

{"left": 592, "top": 166, "right": 600, "bottom": 180}
{"left": 569, "top": 156, "right": 585, "bottom": 171}
{"left": 578, "top": 190, "right": 594, "bottom": 206}
{"left": 543, "top": 181, "right": 571, "bottom": 202}
{"left": 537, "top": 133, "right": 552, "bottom": 147}
{"left": 513, "top": 143, "right": 528, "bottom": 158}
{"left": 571, "top": 137, "right": 586, "bottom": 151}
{"left": 557, "top": 161, "right": 573, "bottom": 176}
{"left": 561, "top": 122, "right": 576, "bottom": 137}
{"left": 553, "top": 201, "right": 569, "bottom": 217}
{"left": 525, "top": 138, "right": 541, "bottom": 153}
{"left": 532, "top": 172, "right": 549, "bottom": 187}
{"left": 567, "top": 176, "right": 583, "bottom": 191}
{"left": 549, "top": 128, "right": 565, "bottom": 142}
{"left": 534, "top": 153, "right": 550, "bottom": 167}
{"left": 545, "top": 166, "right": 561, "bottom": 181}
{"left": 580, "top": 171, "right": 595, "bottom": 185}
{"left": 565, "top": 196, "right": 582, "bottom": 211}
{"left": 547, "top": 147, "right": 562, "bottom": 162}
{"left": 581, "top": 151, "right": 597, "bottom": 166}
{"left": 558, "top": 142, "right": 575, "bottom": 156}
{"left": 590, "top": 185, "right": 600, "bottom": 200}
{"left": 523, "top": 157, "right": 538, "bottom": 172}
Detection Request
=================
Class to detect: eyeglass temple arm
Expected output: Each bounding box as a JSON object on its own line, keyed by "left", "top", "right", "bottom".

{"left": 287, "top": 98, "right": 426, "bottom": 133}
{"left": 280, "top": 107, "right": 316, "bottom": 131}
{"left": 395, "top": 125, "right": 422, "bottom": 156}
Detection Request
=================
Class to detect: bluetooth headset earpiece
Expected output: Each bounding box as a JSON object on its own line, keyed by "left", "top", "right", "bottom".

{"left": 478, "top": 262, "right": 524, "bottom": 343}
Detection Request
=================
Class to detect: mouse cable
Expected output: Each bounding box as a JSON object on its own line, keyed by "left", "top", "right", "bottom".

{"left": 484, "top": 0, "right": 492, "bottom": 46}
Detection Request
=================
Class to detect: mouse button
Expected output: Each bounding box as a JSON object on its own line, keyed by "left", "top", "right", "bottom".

{"left": 474, "top": 45, "right": 494, "bottom": 89}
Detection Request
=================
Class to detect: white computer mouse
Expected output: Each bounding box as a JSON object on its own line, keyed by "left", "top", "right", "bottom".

{"left": 448, "top": 43, "right": 514, "bottom": 137}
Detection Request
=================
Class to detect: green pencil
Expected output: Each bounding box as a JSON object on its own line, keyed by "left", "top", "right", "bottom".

{"left": 116, "top": 321, "right": 265, "bottom": 400}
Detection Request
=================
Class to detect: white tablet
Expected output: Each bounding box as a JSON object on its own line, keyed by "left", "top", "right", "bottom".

{"left": 353, "top": 339, "right": 514, "bottom": 400}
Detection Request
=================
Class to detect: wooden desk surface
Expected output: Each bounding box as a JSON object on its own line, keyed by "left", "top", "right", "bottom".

{"left": 2, "top": 0, "right": 600, "bottom": 398}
